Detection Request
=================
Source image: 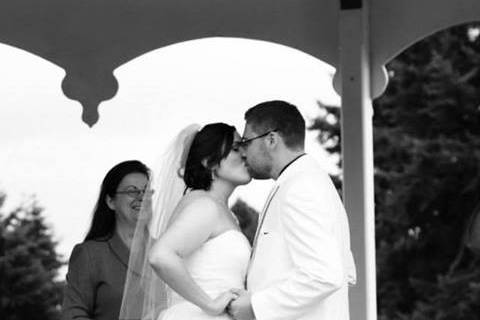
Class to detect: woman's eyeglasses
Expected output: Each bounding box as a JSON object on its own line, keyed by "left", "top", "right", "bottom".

{"left": 116, "top": 186, "right": 154, "bottom": 199}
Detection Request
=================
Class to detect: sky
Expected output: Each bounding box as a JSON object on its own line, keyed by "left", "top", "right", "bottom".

{"left": 0, "top": 37, "right": 340, "bottom": 277}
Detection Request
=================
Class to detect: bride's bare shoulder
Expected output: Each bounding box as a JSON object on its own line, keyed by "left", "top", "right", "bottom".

{"left": 177, "top": 190, "right": 221, "bottom": 215}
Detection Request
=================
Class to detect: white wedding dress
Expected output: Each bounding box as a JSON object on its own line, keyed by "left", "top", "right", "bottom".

{"left": 159, "top": 229, "right": 251, "bottom": 320}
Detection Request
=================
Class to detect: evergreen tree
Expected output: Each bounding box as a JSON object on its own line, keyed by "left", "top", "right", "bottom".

{"left": 310, "top": 23, "right": 480, "bottom": 319}
{"left": 231, "top": 199, "right": 259, "bottom": 246}
{"left": 0, "top": 193, "right": 64, "bottom": 320}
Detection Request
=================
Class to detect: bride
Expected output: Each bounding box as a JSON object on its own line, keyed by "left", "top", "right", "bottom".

{"left": 120, "top": 123, "right": 252, "bottom": 320}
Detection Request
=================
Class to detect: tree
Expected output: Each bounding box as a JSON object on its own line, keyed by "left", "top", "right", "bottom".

{"left": 310, "top": 23, "right": 480, "bottom": 319}
{"left": 0, "top": 193, "right": 64, "bottom": 320}
{"left": 231, "top": 199, "right": 259, "bottom": 246}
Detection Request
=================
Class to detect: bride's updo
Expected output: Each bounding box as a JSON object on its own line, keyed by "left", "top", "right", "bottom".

{"left": 183, "top": 123, "right": 236, "bottom": 190}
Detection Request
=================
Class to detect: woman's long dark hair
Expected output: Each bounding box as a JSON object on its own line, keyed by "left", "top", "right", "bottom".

{"left": 183, "top": 123, "right": 236, "bottom": 191}
{"left": 84, "top": 160, "right": 150, "bottom": 241}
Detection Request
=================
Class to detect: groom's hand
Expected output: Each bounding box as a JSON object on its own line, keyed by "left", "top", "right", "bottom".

{"left": 227, "top": 289, "right": 255, "bottom": 320}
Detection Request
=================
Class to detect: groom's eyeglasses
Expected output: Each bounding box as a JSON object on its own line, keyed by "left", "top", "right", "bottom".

{"left": 238, "top": 129, "right": 278, "bottom": 148}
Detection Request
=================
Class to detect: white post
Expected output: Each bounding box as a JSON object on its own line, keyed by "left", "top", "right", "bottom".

{"left": 339, "top": 5, "right": 377, "bottom": 320}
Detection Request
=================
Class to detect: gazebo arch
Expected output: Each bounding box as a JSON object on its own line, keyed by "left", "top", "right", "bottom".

{"left": 2, "top": 1, "right": 480, "bottom": 319}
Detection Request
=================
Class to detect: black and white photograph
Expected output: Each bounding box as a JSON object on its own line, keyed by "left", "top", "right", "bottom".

{"left": 1, "top": 1, "right": 480, "bottom": 320}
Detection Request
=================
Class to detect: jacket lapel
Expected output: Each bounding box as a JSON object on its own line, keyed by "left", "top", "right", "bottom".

{"left": 108, "top": 232, "right": 130, "bottom": 268}
{"left": 248, "top": 185, "right": 280, "bottom": 265}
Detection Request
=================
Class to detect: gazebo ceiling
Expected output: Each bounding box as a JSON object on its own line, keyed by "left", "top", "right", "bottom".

{"left": 1, "top": 0, "right": 479, "bottom": 126}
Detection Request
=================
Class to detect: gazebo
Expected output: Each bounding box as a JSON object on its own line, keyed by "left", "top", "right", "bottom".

{"left": 1, "top": 0, "right": 480, "bottom": 318}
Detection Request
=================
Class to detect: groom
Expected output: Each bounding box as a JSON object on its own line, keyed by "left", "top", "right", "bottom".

{"left": 228, "top": 100, "right": 356, "bottom": 320}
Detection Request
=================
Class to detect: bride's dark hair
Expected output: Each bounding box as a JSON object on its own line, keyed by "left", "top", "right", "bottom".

{"left": 183, "top": 122, "right": 236, "bottom": 190}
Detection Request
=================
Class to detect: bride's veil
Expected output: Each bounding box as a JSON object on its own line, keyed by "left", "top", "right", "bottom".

{"left": 119, "top": 124, "right": 201, "bottom": 320}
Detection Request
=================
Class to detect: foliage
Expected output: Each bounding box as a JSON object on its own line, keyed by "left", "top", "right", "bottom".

{"left": 0, "top": 192, "right": 64, "bottom": 320}
{"left": 231, "top": 199, "right": 259, "bottom": 246}
{"left": 310, "top": 23, "right": 480, "bottom": 319}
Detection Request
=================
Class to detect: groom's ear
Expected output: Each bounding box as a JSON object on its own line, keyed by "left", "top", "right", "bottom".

{"left": 266, "top": 131, "right": 279, "bottom": 149}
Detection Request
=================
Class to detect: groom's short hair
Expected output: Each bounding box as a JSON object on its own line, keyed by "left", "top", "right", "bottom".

{"left": 245, "top": 100, "right": 305, "bottom": 150}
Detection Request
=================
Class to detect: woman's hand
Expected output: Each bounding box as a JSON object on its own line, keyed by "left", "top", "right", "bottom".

{"left": 204, "top": 289, "right": 240, "bottom": 316}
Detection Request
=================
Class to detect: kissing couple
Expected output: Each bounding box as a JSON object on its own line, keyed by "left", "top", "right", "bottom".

{"left": 120, "top": 100, "right": 356, "bottom": 320}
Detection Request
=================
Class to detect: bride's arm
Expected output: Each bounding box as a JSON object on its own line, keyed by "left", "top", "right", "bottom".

{"left": 148, "top": 197, "right": 235, "bottom": 315}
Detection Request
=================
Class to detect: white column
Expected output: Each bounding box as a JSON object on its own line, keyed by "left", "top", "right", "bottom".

{"left": 339, "top": 6, "right": 377, "bottom": 320}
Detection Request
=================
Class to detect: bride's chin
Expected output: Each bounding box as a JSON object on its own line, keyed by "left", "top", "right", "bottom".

{"left": 241, "top": 176, "right": 252, "bottom": 185}
{"left": 231, "top": 177, "right": 251, "bottom": 187}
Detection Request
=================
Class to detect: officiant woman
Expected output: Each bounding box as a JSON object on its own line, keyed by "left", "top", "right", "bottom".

{"left": 62, "top": 160, "right": 150, "bottom": 320}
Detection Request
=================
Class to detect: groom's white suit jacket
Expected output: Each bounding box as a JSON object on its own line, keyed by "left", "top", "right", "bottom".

{"left": 247, "top": 155, "right": 356, "bottom": 320}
